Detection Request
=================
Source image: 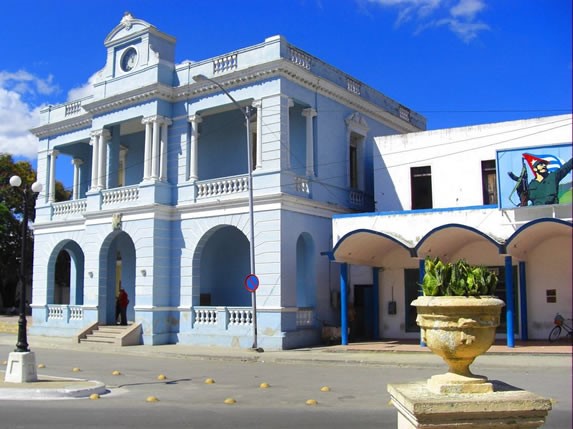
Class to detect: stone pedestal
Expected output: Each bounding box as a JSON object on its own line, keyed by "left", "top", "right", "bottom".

{"left": 4, "top": 351, "right": 38, "bottom": 383}
{"left": 388, "top": 381, "right": 552, "bottom": 429}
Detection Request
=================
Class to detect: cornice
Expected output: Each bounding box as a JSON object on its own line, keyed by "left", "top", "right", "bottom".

{"left": 82, "top": 83, "right": 175, "bottom": 114}
{"left": 30, "top": 115, "right": 92, "bottom": 139}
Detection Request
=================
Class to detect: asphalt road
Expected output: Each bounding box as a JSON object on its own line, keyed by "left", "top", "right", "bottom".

{"left": 0, "top": 343, "right": 570, "bottom": 429}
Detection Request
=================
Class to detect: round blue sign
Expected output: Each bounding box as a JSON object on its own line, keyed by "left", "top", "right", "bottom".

{"left": 244, "top": 274, "right": 259, "bottom": 292}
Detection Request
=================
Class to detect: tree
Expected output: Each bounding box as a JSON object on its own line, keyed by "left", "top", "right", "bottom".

{"left": 0, "top": 154, "right": 71, "bottom": 310}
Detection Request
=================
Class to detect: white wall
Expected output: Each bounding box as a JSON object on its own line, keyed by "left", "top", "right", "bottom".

{"left": 374, "top": 114, "right": 572, "bottom": 211}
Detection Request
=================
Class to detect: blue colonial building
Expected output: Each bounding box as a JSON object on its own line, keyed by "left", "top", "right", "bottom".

{"left": 29, "top": 13, "right": 425, "bottom": 349}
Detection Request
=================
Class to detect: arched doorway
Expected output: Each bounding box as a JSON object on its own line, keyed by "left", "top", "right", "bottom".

{"left": 99, "top": 231, "right": 136, "bottom": 325}
{"left": 198, "top": 225, "right": 250, "bottom": 306}
{"left": 48, "top": 240, "right": 85, "bottom": 306}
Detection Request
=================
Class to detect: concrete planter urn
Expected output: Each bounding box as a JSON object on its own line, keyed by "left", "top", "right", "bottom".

{"left": 411, "top": 295, "right": 505, "bottom": 394}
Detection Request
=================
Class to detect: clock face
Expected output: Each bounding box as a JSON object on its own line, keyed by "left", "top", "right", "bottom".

{"left": 120, "top": 47, "right": 138, "bottom": 72}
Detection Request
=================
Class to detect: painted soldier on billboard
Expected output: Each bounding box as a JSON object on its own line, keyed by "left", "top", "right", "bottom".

{"left": 501, "top": 145, "right": 572, "bottom": 208}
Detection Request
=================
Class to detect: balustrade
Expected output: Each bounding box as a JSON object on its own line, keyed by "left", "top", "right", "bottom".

{"left": 102, "top": 185, "right": 140, "bottom": 206}
{"left": 289, "top": 48, "right": 312, "bottom": 70}
{"left": 213, "top": 54, "right": 238, "bottom": 73}
{"left": 196, "top": 175, "right": 249, "bottom": 199}
{"left": 228, "top": 308, "right": 253, "bottom": 326}
{"left": 52, "top": 199, "right": 87, "bottom": 217}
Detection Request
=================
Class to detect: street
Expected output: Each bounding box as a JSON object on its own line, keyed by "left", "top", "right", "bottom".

{"left": 0, "top": 342, "right": 571, "bottom": 429}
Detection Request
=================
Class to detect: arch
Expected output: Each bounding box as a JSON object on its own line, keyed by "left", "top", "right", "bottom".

{"left": 333, "top": 229, "right": 414, "bottom": 266}
{"left": 505, "top": 218, "right": 572, "bottom": 260}
{"left": 193, "top": 225, "right": 250, "bottom": 307}
{"left": 46, "top": 240, "right": 85, "bottom": 305}
{"left": 99, "top": 231, "right": 136, "bottom": 325}
{"left": 415, "top": 223, "right": 504, "bottom": 261}
{"left": 296, "top": 233, "right": 316, "bottom": 307}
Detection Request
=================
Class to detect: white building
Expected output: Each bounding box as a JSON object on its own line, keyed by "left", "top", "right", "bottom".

{"left": 28, "top": 13, "right": 425, "bottom": 349}
{"left": 332, "top": 114, "right": 572, "bottom": 343}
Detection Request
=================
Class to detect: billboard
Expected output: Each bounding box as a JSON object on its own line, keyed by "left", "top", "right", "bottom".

{"left": 497, "top": 143, "right": 572, "bottom": 209}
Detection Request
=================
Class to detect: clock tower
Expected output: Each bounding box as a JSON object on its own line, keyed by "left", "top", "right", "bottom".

{"left": 92, "top": 12, "right": 176, "bottom": 98}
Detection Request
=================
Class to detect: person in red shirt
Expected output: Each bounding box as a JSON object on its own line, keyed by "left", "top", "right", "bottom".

{"left": 116, "top": 288, "right": 129, "bottom": 326}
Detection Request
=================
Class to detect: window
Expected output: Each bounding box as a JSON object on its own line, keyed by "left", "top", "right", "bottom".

{"left": 410, "top": 166, "right": 432, "bottom": 209}
{"left": 349, "top": 132, "right": 363, "bottom": 189}
{"left": 481, "top": 160, "right": 497, "bottom": 205}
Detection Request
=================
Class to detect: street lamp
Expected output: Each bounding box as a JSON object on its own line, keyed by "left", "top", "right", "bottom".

{"left": 9, "top": 175, "right": 43, "bottom": 353}
{"left": 192, "top": 74, "right": 260, "bottom": 350}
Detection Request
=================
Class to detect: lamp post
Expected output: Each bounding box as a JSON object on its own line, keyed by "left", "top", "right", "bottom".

{"left": 192, "top": 74, "right": 259, "bottom": 350}
{"left": 4, "top": 175, "right": 42, "bottom": 383}
{"left": 9, "top": 175, "right": 43, "bottom": 353}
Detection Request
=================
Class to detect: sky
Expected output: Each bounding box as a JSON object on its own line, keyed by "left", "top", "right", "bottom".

{"left": 0, "top": 0, "right": 571, "bottom": 171}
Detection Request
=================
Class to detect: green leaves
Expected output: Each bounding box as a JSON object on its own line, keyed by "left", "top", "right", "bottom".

{"left": 420, "top": 257, "right": 498, "bottom": 296}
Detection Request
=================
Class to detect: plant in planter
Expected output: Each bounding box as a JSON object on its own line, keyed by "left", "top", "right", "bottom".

{"left": 411, "top": 257, "right": 505, "bottom": 394}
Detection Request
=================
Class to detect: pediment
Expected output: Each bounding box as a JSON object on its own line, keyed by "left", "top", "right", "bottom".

{"left": 104, "top": 12, "right": 156, "bottom": 46}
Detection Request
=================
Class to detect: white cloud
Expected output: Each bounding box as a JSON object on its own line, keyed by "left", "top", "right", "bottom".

{"left": 67, "top": 71, "right": 99, "bottom": 102}
{"left": 366, "top": 0, "right": 489, "bottom": 42}
{"left": 0, "top": 71, "right": 58, "bottom": 159}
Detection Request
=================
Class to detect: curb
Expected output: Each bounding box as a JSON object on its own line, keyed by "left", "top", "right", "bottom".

{"left": 0, "top": 375, "right": 108, "bottom": 400}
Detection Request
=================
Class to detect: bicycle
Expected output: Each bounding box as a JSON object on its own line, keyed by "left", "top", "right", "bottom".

{"left": 548, "top": 313, "right": 573, "bottom": 342}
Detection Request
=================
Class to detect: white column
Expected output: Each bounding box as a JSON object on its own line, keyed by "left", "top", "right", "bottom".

{"left": 188, "top": 115, "right": 202, "bottom": 181}
{"left": 97, "top": 129, "right": 110, "bottom": 190}
{"left": 151, "top": 118, "right": 160, "bottom": 180}
{"left": 302, "top": 108, "right": 317, "bottom": 176}
{"left": 90, "top": 133, "right": 99, "bottom": 191}
{"left": 72, "top": 158, "right": 83, "bottom": 200}
{"left": 159, "top": 118, "right": 172, "bottom": 181}
{"left": 48, "top": 150, "right": 59, "bottom": 203}
{"left": 253, "top": 101, "right": 263, "bottom": 170}
{"left": 142, "top": 118, "right": 153, "bottom": 180}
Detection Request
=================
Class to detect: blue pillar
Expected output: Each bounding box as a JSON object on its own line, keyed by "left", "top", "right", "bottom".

{"left": 505, "top": 256, "right": 515, "bottom": 348}
{"left": 340, "top": 263, "right": 348, "bottom": 346}
{"left": 418, "top": 259, "right": 426, "bottom": 347}
{"left": 519, "top": 261, "right": 528, "bottom": 340}
{"left": 372, "top": 267, "right": 380, "bottom": 340}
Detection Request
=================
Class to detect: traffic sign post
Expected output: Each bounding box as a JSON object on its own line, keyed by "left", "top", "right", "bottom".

{"left": 244, "top": 274, "right": 259, "bottom": 292}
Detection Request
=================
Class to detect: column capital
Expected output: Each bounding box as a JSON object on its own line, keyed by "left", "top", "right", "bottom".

{"left": 72, "top": 158, "right": 83, "bottom": 166}
{"left": 90, "top": 128, "right": 111, "bottom": 140}
{"left": 252, "top": 100, "right": 262, "bottom": 109}
{"left": 188, "top": 114, "right": 203, "bottom": 124}
{"left": 302, "top": 108, "right": 317, "bottom": 118}
{"left": 51, "top": 149, "right": 60, "bottom": 157}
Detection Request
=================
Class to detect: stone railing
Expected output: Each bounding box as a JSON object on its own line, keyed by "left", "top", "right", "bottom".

{"left": 347, "top": 78, "right": 361, "bottom": 95}
{"left": 349, "top": 190, "right": 364, "bottom": 208}
{"left": 228, "top": 307, "right": 253, "bottom": 326}
{"left": 196, "top": 175, "right": 249, "bottom": 199}
{"left": 194, "top": 307, "right": 218, "bottom": 325}
{"left": 65, "top": 101, "right": 82, "bottom": 116}
{"left": 102, "top": 185, "right": 140, "bottom": 206}
{"left": 52, "top": 199, "right": 87, "bottom": 217}
{"left": 213, "top": 54, "right": 238, "bottom": 74}
{"left": 47, "top": 305, "right": 65, "bottom": 320}
{"left": 289, "top": 47, "right": 312, "bottom": 70}
{"left": 294, "top": 176, "right": 310, "bottom": 195}
{"left": 47, "top": 304, "right": 85, "bottom": 322}
{"left": 193, "top": 306, "right": 254, "bottom": 329}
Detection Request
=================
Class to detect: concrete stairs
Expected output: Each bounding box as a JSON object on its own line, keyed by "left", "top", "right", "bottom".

{"left": 77, "top": 323, "right": 142, "bottom": 346}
